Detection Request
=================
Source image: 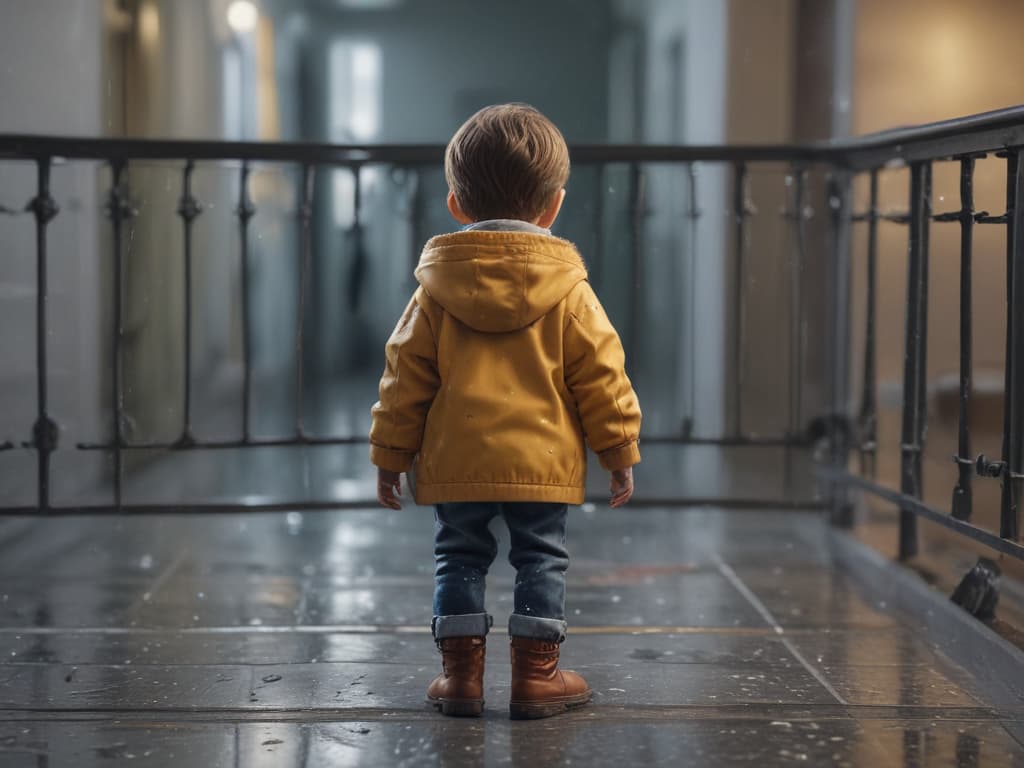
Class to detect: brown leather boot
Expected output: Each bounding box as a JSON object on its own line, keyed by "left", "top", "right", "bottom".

{"left": 509, "top": 637, "right": 592, "bottom": 719}
{"left": 426, "top": 636, "right": 485, "bottom": 716}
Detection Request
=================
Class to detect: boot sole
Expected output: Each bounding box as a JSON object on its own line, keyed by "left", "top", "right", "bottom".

{"left": 427, "top": 696, "right": 484, "bottom": 717}
{"left": 509, "top": 689, "right": 592, "bottom": 720}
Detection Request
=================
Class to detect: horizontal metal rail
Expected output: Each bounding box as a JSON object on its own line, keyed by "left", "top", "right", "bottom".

{"left": 3, "top": 105, "right": 1024, "bottom": 551}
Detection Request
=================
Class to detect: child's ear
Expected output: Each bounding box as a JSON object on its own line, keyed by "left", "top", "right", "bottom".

{"left": 447, "top": 191, "right": 474, "bottom": 225}
{"left": 536, "top": 188, "right": 566, "bottom": 228}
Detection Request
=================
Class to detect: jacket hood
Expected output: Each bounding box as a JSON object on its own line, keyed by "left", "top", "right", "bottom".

{"left": 414, "top": 230, "right": 588, "bottom": 333}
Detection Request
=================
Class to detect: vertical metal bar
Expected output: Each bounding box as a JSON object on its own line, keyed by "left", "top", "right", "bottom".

{"left": 347, "top": 164, "right": 366, "bottom": 313}
{"left": 1001, "top": 150, "right": 1023, "bottom": 540}
{"left": 827, "top": 170, "right": 855, "bottom": 527}
{"left": 627, "top": 163, "right": 645, "bottom": 375}
{"left": 626, "top": 163, "right": 643, "bottom": 376}
{"left": 899, "top": 162, "right": 932, "bottom": 560}
{"left": 28, "top": 157, "right": 59, "bottom": 511}
{"left": 177, "top": 161, "right": 202, "bottom": 445}
{"left": 858, "top": 170, "right": 880, "bottom": 478}
{"left": 408, "top": 168, "right": 423, "bottom": 280}
{"left": 590, "top": 164, "right": 605, "bottom": 290}
{"left": 952, "top": 157, "right": 976, "bottom": 521}
{"left": 785, "top": 167, "right": 808, "bottom": 496}
{"left": 732, "top": 162, "right": 747, "bottom": 438}
{"left": 237, "top": 162, "right": 255, "bottom": 442}
{"left": 296, "top": 163, "right": 315, "bottom": 439}
{"left": 107, "top": 160, "right": 132, "bottom": 509}
{"left": 684, "top": 162, "right": 698, "bottom": 437}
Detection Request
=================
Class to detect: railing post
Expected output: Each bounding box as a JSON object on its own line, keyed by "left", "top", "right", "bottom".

{"left": 785, "top": 167, "right": 808, "bottom": 496}
{"left": 857, "top": 170, "right": 880, "bottom": 478}
{"left": 106, "top": 160, "right": 134, "bottom": 509}
{"left": 237, "top": 162, "right": 256, "bottom": 442}
{"left": 627, "top": 162, "right": 645, "bottom": 376}
{"left": 683, "top": 163, "right": 699, "bottom": 438}
{"left": 296, "top": 163, "right": 315, "bottom": 440}
{"left": 951, "top": 157, "right": 976, "bottom": 521}
{"left": 899, "top": 161, "right": 932, "bottom": 559}
{"left": 27, "top": 157, "right": 59, "bottom": 512}
{"left": 1001, "top": 150, "right": 1024, "bottom": 541}
{"left": 177, "top": 160, "right": 202, "bottom": 446}
{"left": 731, "top": 162, "right": 748, "bottom": 438}
{"left": 826, "top": 170, "right": 854, "bottom": 527}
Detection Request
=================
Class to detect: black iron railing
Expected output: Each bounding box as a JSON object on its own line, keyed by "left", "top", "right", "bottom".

{"left": 0, "top": 106, "right": 1022, "bottom": 566}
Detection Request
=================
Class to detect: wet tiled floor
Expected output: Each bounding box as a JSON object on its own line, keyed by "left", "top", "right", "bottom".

{"left": 0, "top": 507, "right": 1022, "bottom": 767}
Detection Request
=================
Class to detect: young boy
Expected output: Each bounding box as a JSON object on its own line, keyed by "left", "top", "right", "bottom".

{"left": 369, "top": 103, "right": 641, "bottom": 719}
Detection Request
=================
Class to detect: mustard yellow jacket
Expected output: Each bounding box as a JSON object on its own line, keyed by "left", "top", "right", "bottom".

{"left": 369, "top": 230, "right": 641, "bottom": 505}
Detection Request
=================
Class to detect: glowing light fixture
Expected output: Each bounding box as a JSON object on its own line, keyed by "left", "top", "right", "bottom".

{"left": 227, "top": 0, "right": 259, "bottom": 33}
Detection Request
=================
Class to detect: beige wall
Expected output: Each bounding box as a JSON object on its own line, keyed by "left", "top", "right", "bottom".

{"left": 853, "top": 0, "right": 1024, "bottom": 391}
{"left": 851, "top": 0, "right": 1024, "bottom": 554}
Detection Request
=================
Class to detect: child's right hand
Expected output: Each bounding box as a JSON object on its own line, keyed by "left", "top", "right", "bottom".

{"left": 609, "top": 466, "right": 634, "bottom": 508}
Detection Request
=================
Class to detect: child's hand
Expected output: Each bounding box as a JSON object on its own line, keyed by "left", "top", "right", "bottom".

{"left": 609, "top": 466, "right": 634, "bottom": 508}
{"left": 377, "top": 469, "right": 403, "bottom": 509}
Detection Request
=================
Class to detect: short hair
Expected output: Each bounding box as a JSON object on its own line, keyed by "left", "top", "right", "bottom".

{"left": 445, "top": 103, "right": 570, "bottom": 222}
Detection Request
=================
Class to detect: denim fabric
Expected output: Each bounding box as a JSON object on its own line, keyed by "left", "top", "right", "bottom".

{"left": 432, "top": 612, "right": 493, "bottom": 640}
{"left": 433, "top": 502, "right": 570, "bottom": 637}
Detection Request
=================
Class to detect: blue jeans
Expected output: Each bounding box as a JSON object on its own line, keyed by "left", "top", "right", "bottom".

{"left": 432, "top": 502, "right": 569, "bottom": 643}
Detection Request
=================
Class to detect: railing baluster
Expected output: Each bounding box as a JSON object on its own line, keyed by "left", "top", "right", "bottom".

{"left": 347, "top": 164, "right": 365, "bottom": 313}
{"left": 627, "top": 162, "right": 645, "bottom": 375}
{"left": 1001, "top": 150, "right": 1023, "bottom": 540}
{"left": 106, "top": 160, "right": 133, "bottom": 509}
{"left": 684, "top": 162, "right": 699, "bottom": 437}
{"left": 177, "top": 161, "right": 202, "bottom": 446}
{"left": 858, "top": 170, "right": 880, "bottom": 478}
{"left": 899, "top": 162, "right": 932, "bottom": 560}
{"left": 951, "top": 157, "right": 976, "bottom": 521}
{"left": 785, "top": 168, "right": 808, "bottom": 495}
{"left": 732, "top": 162, "right": 748, "bottom": 438}
{"left": 827, "top": 171, "right": 854, "bottom": 526}
{"left": 27, "top": 157, "right": 59, "bottom": 511}
{"left": 237, "top": 162, "right": 256, "bottom": 442}
{"left": 590, "top": 164, "right": 605, "bottom": 290}
{"left": 296, "top": 163, "right": 315, "bottom": 439}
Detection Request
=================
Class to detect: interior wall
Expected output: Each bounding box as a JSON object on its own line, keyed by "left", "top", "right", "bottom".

{"left": 850, "top": 0, "right": 1024, "bottom": 544}
{"left": 853, "top": 0, "right": 1024, "bottom": 395}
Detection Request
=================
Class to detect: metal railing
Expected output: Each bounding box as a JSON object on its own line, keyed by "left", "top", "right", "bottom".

{"left": 0, "top": 106, "right": 1022, "bottom": 565}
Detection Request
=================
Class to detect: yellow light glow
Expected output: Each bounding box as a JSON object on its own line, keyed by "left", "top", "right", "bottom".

{"left": 227, "top": 0, "right": 259, "bottom": 33}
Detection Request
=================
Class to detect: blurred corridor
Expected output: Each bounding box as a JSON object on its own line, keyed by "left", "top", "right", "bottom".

{"left": 2, "top": 1, "right": 1024, "bottom": 765}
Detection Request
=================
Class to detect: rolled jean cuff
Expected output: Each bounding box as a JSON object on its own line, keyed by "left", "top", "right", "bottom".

{"left": 508, "top": 613, "right": 568, "bottom": 643}
{"left": 432, "top": 613, "right": 493, "bottom": 640}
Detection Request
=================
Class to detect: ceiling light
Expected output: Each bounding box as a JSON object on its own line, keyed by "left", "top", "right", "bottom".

{"left": 227, "top": 0, "right": 259, "bottom": 33}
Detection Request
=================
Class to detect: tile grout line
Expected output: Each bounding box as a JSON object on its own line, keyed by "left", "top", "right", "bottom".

{"left": 711, "top": 553, "right": 850, "bottom": 707}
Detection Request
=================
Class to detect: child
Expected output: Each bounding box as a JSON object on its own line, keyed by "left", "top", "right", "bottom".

{"left": 369, "top": 103, "right": 641, "bottom": 719}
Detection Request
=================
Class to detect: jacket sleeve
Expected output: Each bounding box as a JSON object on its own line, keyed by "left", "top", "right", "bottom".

{"left": 369, "top": 290, "right": 441, "bottom": 472}
{"left": 563, "top": 282, "right": 642, "bottom": 471}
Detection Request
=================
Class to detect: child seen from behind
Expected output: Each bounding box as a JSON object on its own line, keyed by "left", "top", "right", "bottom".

{"left": 370, "top": 103, "right": 642, "bottom": 719}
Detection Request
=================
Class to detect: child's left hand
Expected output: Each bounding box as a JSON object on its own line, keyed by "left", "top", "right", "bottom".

{"left": 377, "top": 469, "right": 403, "bottom": 509}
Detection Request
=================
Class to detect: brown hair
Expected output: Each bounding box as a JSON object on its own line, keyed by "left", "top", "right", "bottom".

{"left": 445, "top": 103, "right": 570, "bottom": 222}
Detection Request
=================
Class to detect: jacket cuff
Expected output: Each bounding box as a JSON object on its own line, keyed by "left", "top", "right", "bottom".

{"left": 597, "top": 441, "right": 641, "bottom": 471}
{"left": 370, "top": 444, "right": 415, "bottom": 473}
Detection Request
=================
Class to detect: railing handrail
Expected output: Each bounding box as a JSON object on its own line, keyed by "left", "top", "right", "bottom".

{"left": 0, "top": 134, "right": 826, "bottom": 165}
{"left": 2, "top": 105, "right": 1024, "bottom": 167}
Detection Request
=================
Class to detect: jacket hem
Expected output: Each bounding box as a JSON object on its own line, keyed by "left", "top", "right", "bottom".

{"left": 414, "top": 482, "right": 585, "bottom": 505}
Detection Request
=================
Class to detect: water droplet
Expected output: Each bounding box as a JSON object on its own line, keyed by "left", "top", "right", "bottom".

{"left": 139, "top": 554, "right": 154, "bottom": 570}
